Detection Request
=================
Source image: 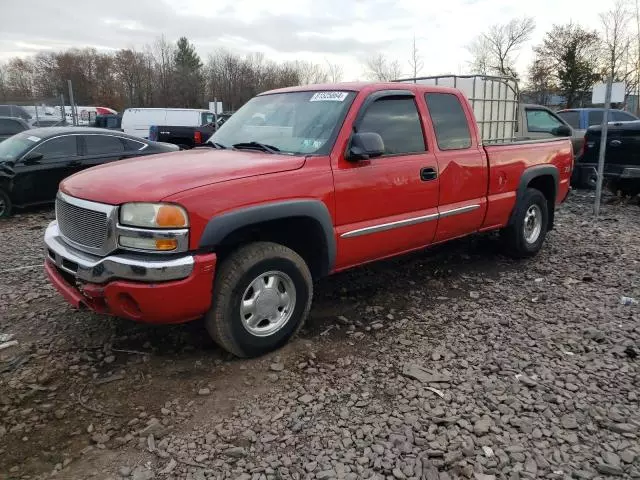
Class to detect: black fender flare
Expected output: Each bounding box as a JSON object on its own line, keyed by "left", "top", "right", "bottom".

{"left": 508, "top": 164, "right": 559, "bottom": 228}
{"left": 198, "top": 199, "right": 336, "bottom": 275}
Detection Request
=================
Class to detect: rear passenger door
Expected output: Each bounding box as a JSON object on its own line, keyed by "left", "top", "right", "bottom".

{"left": 80, "top": 134, "right": 127, "bottom": 169}
{"left": 333, "top": 91, "right": 440, "bottom": 268}
{"left": 424, "top": 92, "right": 488, "bottom": 242}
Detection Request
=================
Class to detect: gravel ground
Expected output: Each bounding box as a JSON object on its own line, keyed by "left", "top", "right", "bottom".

{"left": 0, "top": 191, "right": 638, "bottom": 480}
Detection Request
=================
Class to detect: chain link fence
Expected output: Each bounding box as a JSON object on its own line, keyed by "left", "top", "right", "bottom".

{"left": 0, "top": 96, "right": 71, "bottom": 128}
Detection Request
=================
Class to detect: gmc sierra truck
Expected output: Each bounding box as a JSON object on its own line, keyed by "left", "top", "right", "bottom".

{"left": 44, "top": 82, "right": 573, "bottom": 357}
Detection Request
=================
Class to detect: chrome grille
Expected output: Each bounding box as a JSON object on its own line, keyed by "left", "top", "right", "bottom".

{"left": 56, "top": 197, "right": 108, "bottom": 250}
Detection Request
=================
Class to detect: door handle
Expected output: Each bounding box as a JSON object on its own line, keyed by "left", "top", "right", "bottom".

{"left": 420, "top": 167, "right": 437, "bottom": 181}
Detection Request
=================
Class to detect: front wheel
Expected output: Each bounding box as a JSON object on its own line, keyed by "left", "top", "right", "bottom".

{"left": 0, "top": 189, "right": 12, "bottom": 218}
{"left": 205, "top": 242, "right": 313, "bottom": 358}
{"left": 501, "top": 188, "right": 549, "bottom": 258}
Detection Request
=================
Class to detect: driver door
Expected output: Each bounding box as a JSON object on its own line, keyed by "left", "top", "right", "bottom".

{"left": 524, "top": 107, "right": 571, "bottom": 139}
{"left": 14, "top": 135, "right": 81, "bottom": 204}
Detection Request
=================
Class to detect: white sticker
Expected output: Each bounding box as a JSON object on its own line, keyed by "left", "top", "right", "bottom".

{"left": 310, "top": 91, "right": 348, "bottom": 102}
{"left": 27, "top": 136, "right": 41, "bottom": 142}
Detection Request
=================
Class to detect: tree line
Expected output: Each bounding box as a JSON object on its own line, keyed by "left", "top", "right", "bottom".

{"left": 362, "top": 1, "right": 635, "bottom": 109}
{"left": 0, "top": 0, "right": 633, "bottom": 112}
{"left": 0, "top": 36, "right": 343, "bottom": 112}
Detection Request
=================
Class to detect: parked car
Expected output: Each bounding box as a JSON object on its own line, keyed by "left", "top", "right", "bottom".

{"left": 0, "top": 127, "right": 178, "bottom": 217}
{"left": 44, "top": 82, "right": 572, "bottom": 357}
{"left": 148, "top": 112, "right": 232, "bottom": 148}
{"left": 0, "top": 105, "right": 32, "bottom": 123}
{"left": 573, "top": 120, "right": 640, "bottom": 195}
{"left": 148, "top": 123, "right": 215, "bottom": 149}
{"left": 91, "top": 114, "right": 122, "bottom": 130}
{"left": 121, "top": 108, "right": 215, "bottom": 139}
{"left": 0, "top": 116, "right": 30, "bottom": 141}
{"left": 557, "top": 108, "right": 638, "bottom": 157}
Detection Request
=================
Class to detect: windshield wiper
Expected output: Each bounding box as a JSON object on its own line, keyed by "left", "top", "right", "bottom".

{"left": 208, "top": 142, "right": 228, "bottom": 149}
{"left": 232, "top": 141, "right": 280, "bottom": 154}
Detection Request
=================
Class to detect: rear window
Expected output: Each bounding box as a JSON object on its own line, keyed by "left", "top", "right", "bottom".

{"left": 84, "top": 135, "right": 125, "bottom": 155}
{"left": 557, "top": 111, "right": 580, "bottom": 129}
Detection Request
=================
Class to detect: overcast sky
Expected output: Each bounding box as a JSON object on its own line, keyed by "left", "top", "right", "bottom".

{"left": 2, "top": 0, "right": 609, "bottom": 80}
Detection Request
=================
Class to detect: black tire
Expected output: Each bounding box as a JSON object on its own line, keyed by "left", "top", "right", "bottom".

{"left": 205, "top": 242, "right": 313, "bottom": 358}
{"left": 0, "top": 189, "right": 12, "bottom": 218}
{"left": 501, "top": 188, "right": 549, "bottom": 258}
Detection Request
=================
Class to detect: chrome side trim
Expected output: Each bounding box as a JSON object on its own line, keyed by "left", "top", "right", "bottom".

{"left": 340, "top": 204, "right": 481, "bottom": 238}
{"left": 45, "top": 221, "right": 194, "bottom": 283}
{"left": 438, "top": 204, "right": 481, "bottom": 218}
{"left": 341, "top": 213, "right": 439, "bottom": 238}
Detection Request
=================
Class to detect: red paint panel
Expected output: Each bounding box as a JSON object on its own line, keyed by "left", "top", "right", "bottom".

{"left": 46, "top": 254, "right": 217, "bottom": 324}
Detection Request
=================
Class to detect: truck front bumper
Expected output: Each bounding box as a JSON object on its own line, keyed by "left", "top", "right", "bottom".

{"left": 44, "top": 221, "right": 216, "bottom": 324}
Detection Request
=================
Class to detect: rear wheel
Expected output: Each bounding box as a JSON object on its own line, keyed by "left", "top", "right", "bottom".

{"left": 0, "top": 189, "right": 12, "bottom": 218}
{"left": 205, "top": 242, "right": 313, "bottom": 358}
{"left": 501, "top": 188, "right": 549, "bottom": 258}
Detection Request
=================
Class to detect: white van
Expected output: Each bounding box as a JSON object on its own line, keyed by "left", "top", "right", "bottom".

{"left": 121, "top": 108, "right": 215, "bottom": 139}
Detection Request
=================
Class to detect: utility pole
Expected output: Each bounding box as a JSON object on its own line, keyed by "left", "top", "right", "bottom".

{"left": 636, "top": 0, "right": 640, "bottom": 116}
{"left": 593, "top": 77, "right": 613, "bottom": 217}
{"left": 67, "top": 80, "right": 77, "bottom": 126}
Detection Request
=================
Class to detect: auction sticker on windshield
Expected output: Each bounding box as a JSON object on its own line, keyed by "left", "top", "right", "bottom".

{"left": 310, "top": 92, "right": 348, "bottom": 102}
{"left": 27, "top": 136, "right": 41, "bottom": 142}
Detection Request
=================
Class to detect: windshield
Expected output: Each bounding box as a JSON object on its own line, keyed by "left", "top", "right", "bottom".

{"left": 0, "top": 132, "right": 40, "bottom": 161}
{"left": 209, "top": 90, "right": 356, "bottom": 155}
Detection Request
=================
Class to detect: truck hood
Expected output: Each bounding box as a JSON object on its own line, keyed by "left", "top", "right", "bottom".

{"left": 60, "top": 148, "right": 306, "bottom": 204}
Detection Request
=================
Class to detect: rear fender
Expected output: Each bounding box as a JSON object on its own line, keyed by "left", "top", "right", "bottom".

{"left": 508, "top": 165, "right": 559, "bottom": 230}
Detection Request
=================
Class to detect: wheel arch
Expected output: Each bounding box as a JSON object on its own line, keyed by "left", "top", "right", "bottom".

{"left": 198, "top": 200, "right": 336, "bottom": 279}
{"left": 509, "top": 165, "right": 559, "bottom": 231}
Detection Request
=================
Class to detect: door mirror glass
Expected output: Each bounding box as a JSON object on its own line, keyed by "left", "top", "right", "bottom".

{"left": 22, "top": 151, "right": 44, "bottom": 164}
{"left": 551, "top": 125, "right": 572, "bottom": 137}
{"left": 347, "top": 132, "right": 385, "bottom": 161}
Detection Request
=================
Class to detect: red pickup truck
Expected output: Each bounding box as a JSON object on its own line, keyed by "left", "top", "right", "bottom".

{"left": 44, "top": 82, "right": 572, "bottom": 357}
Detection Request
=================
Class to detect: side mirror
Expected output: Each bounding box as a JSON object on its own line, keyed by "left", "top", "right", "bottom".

{"left": 22, "top": 152, "right": 44, "bottom": 164}
{"left": 347, "top": 132, "right": 385, "bottom": 161}
{"left": 552, "top": 125, "right": 572, "bottom": 137}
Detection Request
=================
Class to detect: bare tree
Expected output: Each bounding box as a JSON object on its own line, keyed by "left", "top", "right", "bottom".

{"left": 526, "top": 57, "right": 555, "bottom": 105}
{"left": 468, "top": 17, "right": 535, "bottom": 78}
{"left": 408, "top": 35, "right": 424, "bottom": 78}
{"left": 600, "top": 0, "right": 637, "bottom": 102}
{"left": 325, "top": 60, "right": 343, "bottom": 83}
{"left": 293, "top": 60, "right": 329, "bottom": 84}
{"left": 468, "top": 37, "right": 491, "bottom": 75}
{"left": 363, "top": 53, "right": 402, "bottom": 81}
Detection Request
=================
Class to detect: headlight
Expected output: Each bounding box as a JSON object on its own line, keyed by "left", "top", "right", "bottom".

{"left": 120, "top": 203, "right": 189, "bottom": 229}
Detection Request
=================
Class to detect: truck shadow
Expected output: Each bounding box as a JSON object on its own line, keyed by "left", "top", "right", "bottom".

{"left": 105, "top": 232, "right": 516, "bottom": 357}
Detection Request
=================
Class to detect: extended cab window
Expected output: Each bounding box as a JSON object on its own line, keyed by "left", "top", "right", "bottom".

{"left": 425, "top": 93, "right": 471, "bottom": 150}
{"left": 358, "top": 97, "right": 425, "bottom": 155}
{"left": 84, "top": 135, "right": 125, "bottom": 155}
{"left": 32, "top": 136, "right": 78, "bottom": 160}
{"left": 525, "top": 109, "right": 564, "bottom": 133}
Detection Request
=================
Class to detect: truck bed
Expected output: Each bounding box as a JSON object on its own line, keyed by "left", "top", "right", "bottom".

{"left": 481, "top": 138, "right": 573, "bottom": 230}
